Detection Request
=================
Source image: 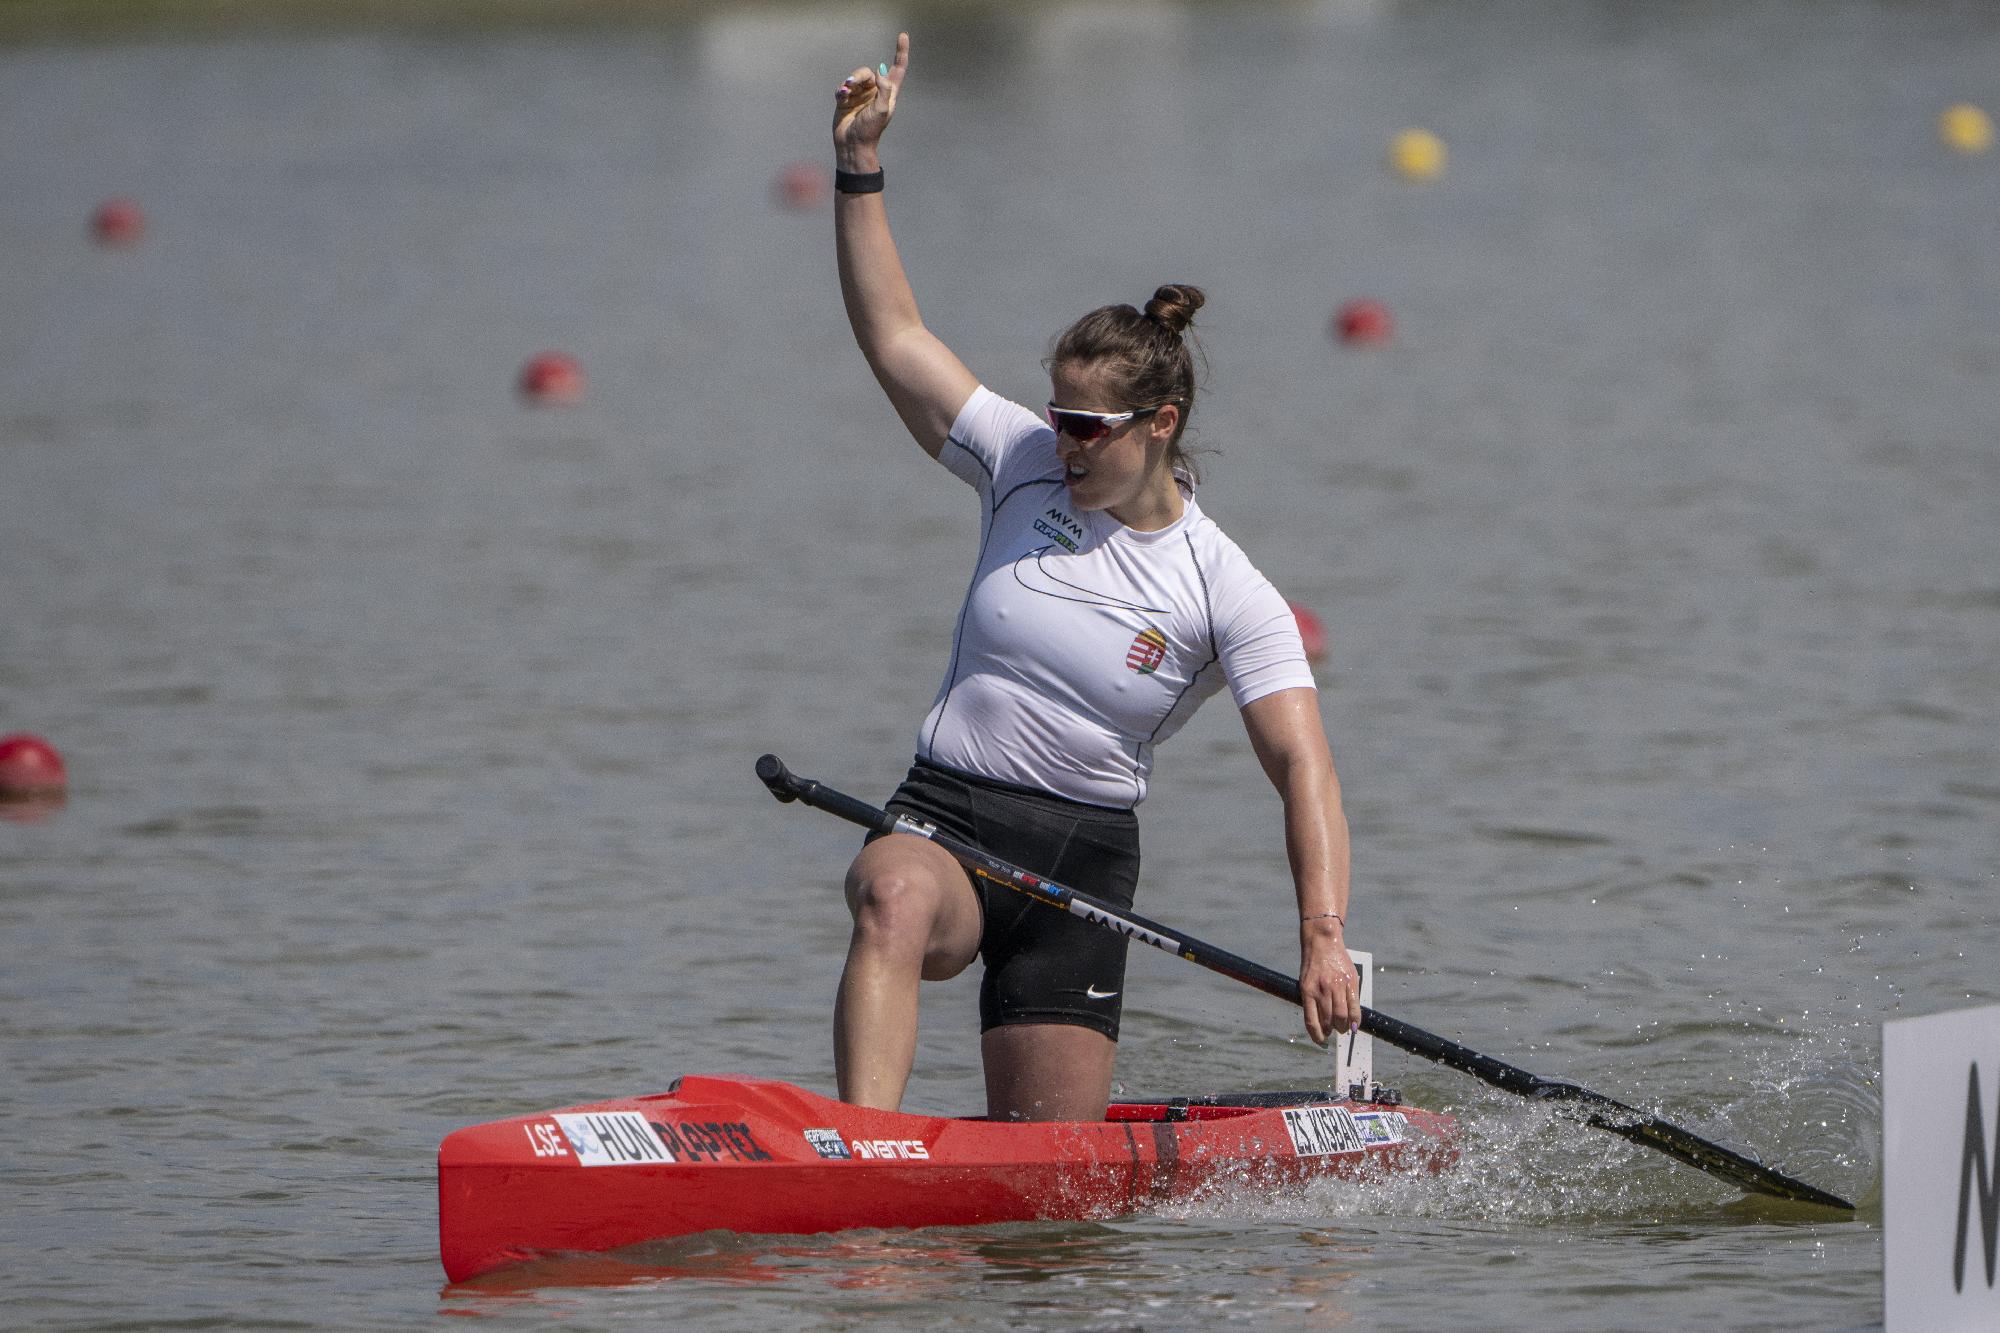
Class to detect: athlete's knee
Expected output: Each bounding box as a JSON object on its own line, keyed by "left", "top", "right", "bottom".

{"left": 845, "top": 861, "right": 948, "bottom": 947}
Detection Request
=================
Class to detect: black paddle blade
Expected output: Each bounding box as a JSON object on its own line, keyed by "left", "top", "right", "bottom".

{"left": 1357, "top": 1010, "right": 1852, "bottom": 1208}
{"left": 1530, "top": 1079, "right": 1855, "bottom": 1210}
{"left": 1615, "top": 1117, "right": 1854, "bottom": 1209}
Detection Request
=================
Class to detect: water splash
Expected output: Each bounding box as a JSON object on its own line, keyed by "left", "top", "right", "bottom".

{"left": 1160, "top": 1033, "right": 1880, "bottom": 1227}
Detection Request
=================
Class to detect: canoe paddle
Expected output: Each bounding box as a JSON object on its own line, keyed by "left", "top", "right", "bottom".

{"left": 756, "top": 754, "right": 1854, "bottom": 1211}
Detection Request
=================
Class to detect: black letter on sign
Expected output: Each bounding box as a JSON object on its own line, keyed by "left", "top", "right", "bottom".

{"left": 1955, "top": 1062, "right": 2000, "bottom": 1293}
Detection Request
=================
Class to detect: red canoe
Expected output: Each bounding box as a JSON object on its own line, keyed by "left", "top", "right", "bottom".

{"left": 438, "top": 1074, "right": 1458, "bottom": 1282}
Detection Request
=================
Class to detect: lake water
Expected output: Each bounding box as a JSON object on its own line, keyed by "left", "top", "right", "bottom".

{"left": 3, "top": 1, "right": 1997, "bottom": 1327}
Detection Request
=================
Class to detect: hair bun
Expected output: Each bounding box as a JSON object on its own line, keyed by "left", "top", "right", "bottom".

{"left": 1144, "top": 284, "right": 1205, "bottom": 336}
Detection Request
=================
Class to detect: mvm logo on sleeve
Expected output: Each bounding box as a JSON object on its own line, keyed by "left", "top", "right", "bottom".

{"left": 1885, "top": 1003, "right": 2000, "bottom": 1330}
{"left": 1125, "top": 627, "right": 1167, "bottom": 675}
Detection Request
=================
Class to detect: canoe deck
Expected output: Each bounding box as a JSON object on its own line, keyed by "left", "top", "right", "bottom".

{"left": 439, "top": 1074, "right": 1458, "bottom": 1283}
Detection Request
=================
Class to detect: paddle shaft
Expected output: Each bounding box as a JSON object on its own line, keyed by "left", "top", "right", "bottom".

{"left": 756, "top": 754, "right": 1853, "bottom": 1210}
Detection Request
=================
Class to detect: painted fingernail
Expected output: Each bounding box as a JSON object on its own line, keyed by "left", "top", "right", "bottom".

{"left": 879, "top": 62, "right": 889, "bottom": 76}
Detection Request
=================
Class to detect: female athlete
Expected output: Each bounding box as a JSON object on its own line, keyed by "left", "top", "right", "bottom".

{"left": 831, "top": 33, "right": 1360, "bottom": 1122}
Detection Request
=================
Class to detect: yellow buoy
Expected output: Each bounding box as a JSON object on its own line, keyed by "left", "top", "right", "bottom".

{"left": 1388, "top": 128, "right": 1446, "bottom": 182}
{"left": 1940, "top": 102, "right": 1993, "bottom": 154}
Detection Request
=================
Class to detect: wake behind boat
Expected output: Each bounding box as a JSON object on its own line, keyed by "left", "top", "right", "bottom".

{"left": 438, "top": 1073, "right": 1457, "bottom": 1282}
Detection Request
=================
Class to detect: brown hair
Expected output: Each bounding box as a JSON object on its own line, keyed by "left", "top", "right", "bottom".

{"left": 1046, "top": 283, "right": 1208, "bottom": 481}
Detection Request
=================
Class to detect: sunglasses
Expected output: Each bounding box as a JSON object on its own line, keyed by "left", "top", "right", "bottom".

{"left": 1045, "top": 403, "right": 1163, "bottom": 443}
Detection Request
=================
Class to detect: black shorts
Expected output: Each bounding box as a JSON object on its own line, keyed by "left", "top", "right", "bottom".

{"left": 871, "top": 758, "right": 1142, "bottom": 1041}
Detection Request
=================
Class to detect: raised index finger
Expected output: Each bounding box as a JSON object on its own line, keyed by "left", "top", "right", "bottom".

{"left": 883, "top": 31, "right": 910, "bottom": 91}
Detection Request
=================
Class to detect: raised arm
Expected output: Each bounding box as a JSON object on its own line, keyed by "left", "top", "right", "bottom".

{"left": 833, "top": 33, "right": 978, "bottom": 459}
{"left": 1241, "top": 686, "right": 1361, "bottom": 1044}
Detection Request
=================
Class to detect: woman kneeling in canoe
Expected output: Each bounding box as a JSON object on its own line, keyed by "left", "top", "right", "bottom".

{"left": 832, "top": 33, "right": 1359, "bottom": 1122}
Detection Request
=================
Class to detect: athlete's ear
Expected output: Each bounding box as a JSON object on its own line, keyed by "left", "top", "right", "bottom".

{"left": 1150, "top": 403, "right": 1180, "bottom": 443}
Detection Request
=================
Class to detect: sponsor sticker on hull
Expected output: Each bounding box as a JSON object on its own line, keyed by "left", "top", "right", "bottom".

{"left": 804, "top": 1128, "right": 851, "bottom": 1160}
{"left": 849, "top": 1138, "right": 930, "bottom": 1160}
{"left": 1352, "top": 1111, "right": 1409, "bottom": 1146}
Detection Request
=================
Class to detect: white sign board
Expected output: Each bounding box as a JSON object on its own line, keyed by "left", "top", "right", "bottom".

{"left": 1884, "top": 1003, "right": 2000, "bottom": 1331}
{"left": 1335, "top": 949, "right": 1375, "bottom": 1099}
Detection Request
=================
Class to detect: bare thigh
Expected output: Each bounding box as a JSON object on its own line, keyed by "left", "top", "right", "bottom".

{"left": 981, "top": 1023, "right": 1118, "bottom": 1122}
{"left": 844, "top": 832, "right": 984, "bottom": 981}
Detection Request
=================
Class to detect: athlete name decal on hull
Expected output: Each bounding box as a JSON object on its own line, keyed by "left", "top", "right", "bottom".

{"left": 1282, "top": 1106, "right": 1367, "bottom": 1157}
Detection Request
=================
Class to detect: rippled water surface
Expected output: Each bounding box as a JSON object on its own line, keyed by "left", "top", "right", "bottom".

{"left": 4, "top": 1, "right": 1997, "bottom": 1328}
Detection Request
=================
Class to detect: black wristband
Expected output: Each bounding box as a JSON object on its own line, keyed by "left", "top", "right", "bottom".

{"left": 834, "top": 168, "right": 884, "bottom": 195}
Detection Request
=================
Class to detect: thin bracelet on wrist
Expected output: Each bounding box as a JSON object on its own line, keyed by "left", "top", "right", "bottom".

{"left": 834, "top": 167, "right": 884, "bottom": 194}
{"left": 1301, "top": 911, "right": 1344, "bottom": 926}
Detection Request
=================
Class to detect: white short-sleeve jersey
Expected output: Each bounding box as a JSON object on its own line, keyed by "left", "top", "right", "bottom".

{"left": 917, "top": 386, "right": 1316, "bottom": 809}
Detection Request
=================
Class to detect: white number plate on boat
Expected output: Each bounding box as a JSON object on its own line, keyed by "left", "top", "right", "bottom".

{"left": 1282, "top": 1105, "right": 1366, "bottom": 1157}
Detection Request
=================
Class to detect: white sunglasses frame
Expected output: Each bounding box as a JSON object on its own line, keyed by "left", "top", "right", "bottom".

{"left": 1044, "top": 402, "right": 1165, "bottom": 440}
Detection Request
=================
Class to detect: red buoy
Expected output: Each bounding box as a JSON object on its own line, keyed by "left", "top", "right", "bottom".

{"left": 518, "top": 352, "right": 584, "bottom": 406}
{"left": 91, "top": 197, "right": 146, "bottom": 247}
{"left": 0, "top": 733, "right": 68, "bottom": 798}
{"left": 1332, "top": 298, "right": 1393, "bottom": 347}
{"left": 1288, "top": 602, "right": 1329, "bottom": 665}
{"left": 773, "top": 160, "right": 828, "bottom": 211}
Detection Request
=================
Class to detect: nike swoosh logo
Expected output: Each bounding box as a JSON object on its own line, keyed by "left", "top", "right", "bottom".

{"left": 1084, "top": 985, "right": 1119, "bottom": 1001}
{"left": 1011, "top": 550, "right": 1170, "bottom": 614}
